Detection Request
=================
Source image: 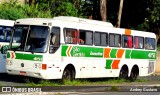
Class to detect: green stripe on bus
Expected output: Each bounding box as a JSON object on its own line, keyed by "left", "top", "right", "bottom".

{"left": 61, "top": 45, "right": 68, "bottom": 56}
{"left": 7, "top": 52, "right": 43, "bottom": 62}
{"left": 125, "top": 50, "right": 131, "bottom": 58}
{"left": 110, "top": 49, "right": 117, "bottom": 58}
{"left": 61, "top": 45, "right": 156, "bottom": 60}
{"left": 62, "top": 45, "right": 103, "bottom": 57}
{"left": 125, "top": 50, "right": 156, "bottom": 59}
{"left": 71, "top": 46, "right": 103, "bottom": 57}
{"left": 7, "top": 52, "right": 10, "bottom": 58}
{"left": 106, "top": 59, "right": 113, "bottom": 69}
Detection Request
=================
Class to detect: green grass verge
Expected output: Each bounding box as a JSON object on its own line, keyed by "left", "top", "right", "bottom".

{"left": 26, "top": 78, "right": 148, "bottom": 86}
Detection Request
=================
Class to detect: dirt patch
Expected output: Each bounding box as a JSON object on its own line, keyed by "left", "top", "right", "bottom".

{"left": 155, "top": 51, "right": 160, "bottom": 73}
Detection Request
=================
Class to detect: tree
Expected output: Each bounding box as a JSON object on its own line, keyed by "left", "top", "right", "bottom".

{"left": 148, "top": 0, "right": 160, "bottom": 43}
{"left": 100, "top": 0, "right": 106, "bottom": 21}
{"left": 116, "top": 0, "right": 124, "bottom": 28}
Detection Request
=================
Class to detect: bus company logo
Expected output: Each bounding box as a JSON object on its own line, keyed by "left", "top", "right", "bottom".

{"left": 34, "top": 57, "right": 42, "bottom": 61}
{"left": 72, "top": 47, "right": 80, "bottom": 53}
{"left": 2, "top": 87, "right": 11, "bottom": 92}
{"left": 72, "top": 47, "right": 85, "bottom": 57}
{"left": 148, "top": 53, "right": 155, "bottom": 58}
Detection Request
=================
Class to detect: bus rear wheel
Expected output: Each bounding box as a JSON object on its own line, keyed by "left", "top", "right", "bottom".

{"left": 129, "top": 66, "right": 139, "bottom": 82}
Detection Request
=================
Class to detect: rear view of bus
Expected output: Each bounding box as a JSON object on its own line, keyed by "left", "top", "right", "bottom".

{"left": 0, "top": 19, "right": 14, "bottom": 73}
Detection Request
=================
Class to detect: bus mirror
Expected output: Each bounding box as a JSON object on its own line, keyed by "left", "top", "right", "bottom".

{"left": 1, "top": 45, "right": 8, "bottom": 54}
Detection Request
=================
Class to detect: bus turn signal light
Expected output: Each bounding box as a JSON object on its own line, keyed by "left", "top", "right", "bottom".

{"left": 42, "top": 64, "right": 47, "bottom": 70}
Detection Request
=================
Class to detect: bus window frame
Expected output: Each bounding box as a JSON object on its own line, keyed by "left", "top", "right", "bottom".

{"left": 144, "top": 37, "right": 156, "bottom": 50}
{"left": 79, "top": 29, "right": 93, "bottom": 45}
{"left": 133, "top": 36, "right": 144, "bottom": 49}
{"left": 122, "top": 35, "right": 133, "bottom": 48}
{"left": 109, "top": 33, "right": 121, "bottom": 47}
{"left": 94, "top": 31, "right": 108, "bottom": 46}
{"left": 63, "top": 28, "right": 78, "bottom": 44}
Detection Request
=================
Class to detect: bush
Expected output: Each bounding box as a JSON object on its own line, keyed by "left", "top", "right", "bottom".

{"left": 0, "top": 1, "right": 52, "bottom": 20}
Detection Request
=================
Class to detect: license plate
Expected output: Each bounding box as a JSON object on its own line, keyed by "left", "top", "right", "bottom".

{"left": 19, "top": 71, "right": 27, "bottom": 75}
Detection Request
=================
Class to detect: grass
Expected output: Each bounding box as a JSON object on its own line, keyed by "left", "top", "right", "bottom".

{"left": 26, "top": 78, "right": 148, "bottom": 86}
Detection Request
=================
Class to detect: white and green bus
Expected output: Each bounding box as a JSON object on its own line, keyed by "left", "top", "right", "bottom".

{"left": 0, "top": 19, "right": 14, "bottom": 73}
{"left": 6, "top": 16, "right": 156, "bottom": 81}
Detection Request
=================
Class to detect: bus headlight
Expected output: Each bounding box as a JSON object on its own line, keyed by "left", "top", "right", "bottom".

{"left": 34, "top": 63, "right": 41, "bottom": 69}
{"left": 7, "top": 60, "right": 12, "bottom": 65}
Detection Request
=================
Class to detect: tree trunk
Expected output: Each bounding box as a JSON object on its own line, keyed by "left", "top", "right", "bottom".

{"left": 116, "top": 0, "right": 124, "bottom": 28}
{"left": 100, "top": 0, "right": 107, "bottom": 21}
{"left": 31, "top": 0, "right": 35, "bottom": 5}
{"left": 155, "top": 29, "right": 160, "bottom": 45}
{"left": 27, "top": 0, "right": 35, "bottom": 5}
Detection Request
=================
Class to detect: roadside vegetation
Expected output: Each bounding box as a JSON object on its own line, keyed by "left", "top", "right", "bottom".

{"left": 157, "top": 45, "right": 160, "bottom": 51}
{"left": 26, "top": 78, "right": 148, "bottom": 86}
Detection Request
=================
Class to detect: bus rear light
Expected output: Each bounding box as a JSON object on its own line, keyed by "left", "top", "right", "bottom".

{"left": 42, "top": 64, "right": 47, "bottom": 70}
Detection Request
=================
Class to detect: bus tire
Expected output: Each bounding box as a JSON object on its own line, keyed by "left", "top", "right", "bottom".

{"left": 129, "top": 65, "right": 139, "bottom": 82}
{"left": 1, "top": 45, "right": 8, "bottom": 54}
{"left": 62, "top": 68, "right": 72, "bottom": 81}
{"left": 119, "top": 65, "right": 128, "bottom": 80}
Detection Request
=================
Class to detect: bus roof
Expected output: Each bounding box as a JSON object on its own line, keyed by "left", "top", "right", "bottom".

{"left": 14, "top": 17, "right": 156, "bottom": 38}
{"left": 0, "top": 19, "right": 15, "bottom": 26}
{"left": 15, "top": 16, "right": 113, "bottom": 27}
{"left": 53, "top": 16, "right": 113, "bottom": 27}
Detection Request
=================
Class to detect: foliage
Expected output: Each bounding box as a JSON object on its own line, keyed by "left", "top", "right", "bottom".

{"left": 22, "top": 4, "right": 51, "bottom": 18}
{"left": 0, "top": 1, "right": 26, "bottom": 20}
{"left": 0, "top": 0, "right": 52, "bottom": 20}
{"left": 137, "top": 0, "right": 160, "bottom": 33}
{"left": 0, "top": 0, "right": 159, "bottom": 37}
{"left": 157, "top": 44, "right": 160, "bottom": 51}
{"left": 55, "top": 2, "right": 78, "bottom": 16}
{"left": 35, "top": 0, "right": 83, "bottom": 17}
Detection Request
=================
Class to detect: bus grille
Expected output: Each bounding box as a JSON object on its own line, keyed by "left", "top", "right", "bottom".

{"left": 148, "top": 61, "right": 155, "bottom": 74}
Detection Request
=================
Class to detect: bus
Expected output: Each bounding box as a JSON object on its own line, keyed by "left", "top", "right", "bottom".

{"left": 6, "top": 16, "right": 156, "bottom": 81}
{"left": 0, "top": 19, "right": 14, "bottom": 73}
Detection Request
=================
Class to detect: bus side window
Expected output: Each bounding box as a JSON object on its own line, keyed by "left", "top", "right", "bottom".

{"left": 49, "top": 27, "right": 60, "bottom": 53}
{"left": 64, "top": 28, "right": 77, "bottom": 44}
{"left": 109, "top": 33, "right": 121, "bottom": 47}
{"left": 122, "top": 35, "right": 133, "bottom": 48}
{"left": 79, "top": 29, "right": 93, "bottom": 45}
{"left": 145, "top": 37, "right": 155, "bottom": 50}
{"left": 94, "top": 31, "right": 108, "bottom": 46}
{"left": 134, "top": 36, "right": 144, "bottom": 49}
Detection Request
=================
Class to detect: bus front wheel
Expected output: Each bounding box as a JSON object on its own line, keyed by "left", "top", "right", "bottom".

{"left": 62, "top": 68, "right": 72, "bottom": 81}
{"left": 119, "top": 65, "right": 128, "bottom": 80}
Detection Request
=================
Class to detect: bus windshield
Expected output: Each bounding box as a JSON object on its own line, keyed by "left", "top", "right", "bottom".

{"left": 0, "top": 25, "right": 13, "bottom": 42}
{"left": 10, "top": 25, "right": 49, "bottom": 53}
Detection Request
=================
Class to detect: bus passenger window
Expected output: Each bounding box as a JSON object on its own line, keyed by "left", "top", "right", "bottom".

{"left": 64, "top": 28, "right": 77, "bottom": 44}
{"left": 94, "top": 32, "right": 108, "bottom": 46}
{"left": 145, "top": 38, "right": 155, "bottom": 50}
{"left": 109, "top": 33, "right": 121, "bottom": 47}
{"left": 134, "top": 36, "right": 144, "bottom": 49}
{"left": 79, "top": 29, "right": 93, "bottom": 45}
{"left": 122, "top": 35, "right": 133, "bottom": 48}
